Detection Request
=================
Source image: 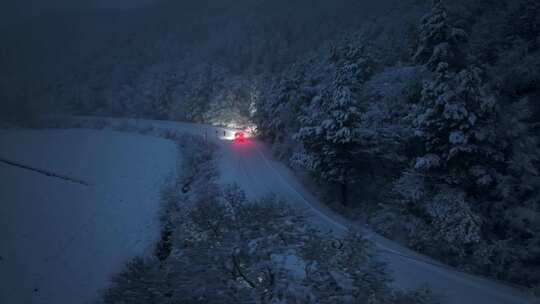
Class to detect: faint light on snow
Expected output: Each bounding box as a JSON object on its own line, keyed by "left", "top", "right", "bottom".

{"left": 217, "top": 128, "right": 253, "bottom": 143}
{"left": 271, "top": 251, "right": 306, "bottom": 280}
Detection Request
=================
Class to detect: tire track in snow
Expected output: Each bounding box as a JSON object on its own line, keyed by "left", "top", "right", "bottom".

{"left": 0, "top": 157, "right": 90, "bottom": 186}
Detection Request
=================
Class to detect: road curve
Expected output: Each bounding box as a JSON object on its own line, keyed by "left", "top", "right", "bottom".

{"left": 213, "top": 135, "right": 538, "bottom": 304}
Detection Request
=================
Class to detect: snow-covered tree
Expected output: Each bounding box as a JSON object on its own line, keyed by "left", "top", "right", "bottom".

{"left": 160, "top": 185, "right": 435, "bottom": 303}
{"left": 184, "top": 65, "right": 225, "bottom": 123}
{"left": 413, "top": 0, "right": 467, "bottom": 70}
{"left": 103, "top": 257, "right": 169, "bottom": 304}
{"left": 293, "top": 44, "right": 375, "bottom": 205}
{"left": 294, "top": 87, "right": 361, "bottom": 205}
{"left": 421, "top": 187, "right": 482, "bottom": 253}
{"left": 496, "top": 98, "right": 540, "bottom": 200}
{"left": 259, "top": 63, "right": 313, "bottom": 142}
{"left": 514, "top": 0, "right": 540, "bottom": 47}
{"left": 389, "top": 169, "right": 483, "bottom": 257}
{"left": 205, "top": 77, "right": 256, "bottom": 128}
{"left": 359, "top": 66, "right": 428, "bottom": 161}
{"left": 330, "top": 40, "right": 375, "bottom": 91}
{"left": 414, "top": 64, "right": 502, "bottom": 189}
{"left": 295, "top": 91, "right": 360, "bottom": 207}
{"left": 300, "top": 229, "right": 401, "bottom": 303}
{"left": 145, "top": 71, "right": 180, "bottom": 120}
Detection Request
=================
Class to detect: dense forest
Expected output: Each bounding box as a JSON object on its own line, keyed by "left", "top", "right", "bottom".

{"left": 255, "top": 0, "right": 540, "bottom": 288}
{"left": 1, "top": 0, "right": 391, "bottom": 123}
{"left": 2, "top": 0, "right": 539, "bottom": 291}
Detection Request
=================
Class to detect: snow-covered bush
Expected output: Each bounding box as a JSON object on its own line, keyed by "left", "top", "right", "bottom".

{"left": 423, "top": 188, "right": 481, "bottom": 247}
{"left": 102, "top": 257, "right": 169, "bottom": 304}
{"left": 105, "top": 191, "right": 437, "bottom": 303}
{"left": 393, "top": 170, "right": 427, "bottom": 204}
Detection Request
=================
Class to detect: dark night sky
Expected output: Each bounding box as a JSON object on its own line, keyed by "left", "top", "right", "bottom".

{"left": 1, "top": 0, "right": 155, "bottom": 20}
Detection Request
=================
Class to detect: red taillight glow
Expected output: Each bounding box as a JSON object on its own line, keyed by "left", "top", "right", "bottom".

{"left": 234, "top": 132, "right": 245, "bottom": 140}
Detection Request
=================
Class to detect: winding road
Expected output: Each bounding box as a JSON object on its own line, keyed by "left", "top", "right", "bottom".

{"left": 170, "top": 121, "right": 537, "bottom": 304}
{"left": 57, "top": 116, "right": 540, "bottom": 304}
{"left": 213, "top": 131, "right": 537, "bottom": 304}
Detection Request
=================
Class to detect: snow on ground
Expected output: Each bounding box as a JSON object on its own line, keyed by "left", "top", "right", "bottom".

{"left": 0, "top": 129, "right": 177, "bottom": 304}
{"left": 41, "top": 116, "right": 540, "bottom": 303}
{"left": 144, "top": 118, "right": 538, "bottom": 304}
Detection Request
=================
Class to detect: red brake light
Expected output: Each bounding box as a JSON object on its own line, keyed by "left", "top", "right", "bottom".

{"left": 234, "top": 132, "right": 245, "bottom": 140}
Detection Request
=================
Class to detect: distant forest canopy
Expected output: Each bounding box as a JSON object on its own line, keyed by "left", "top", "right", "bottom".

{"left": 0, "top": 0, "right": 395, "bottom": 124}
{"left": 2, "top": 0, "right": 538, "bottom": 127}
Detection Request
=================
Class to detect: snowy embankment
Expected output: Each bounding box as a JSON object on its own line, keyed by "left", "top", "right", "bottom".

{"left": 0, "top": 129, "right": 177, "bottom": 304}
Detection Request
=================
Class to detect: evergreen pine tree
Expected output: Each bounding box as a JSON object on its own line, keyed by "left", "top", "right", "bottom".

{"left": 516, "top": 0, "right": 540, "bottom": 49}
{"left": 413, "top": 0, "right": 467, "bottom": 70}
{"left": 414, "top": 64, "right": 502, "bottom": 189}
{"left": 294, "top": 44, "right": 373, "bottom": 205}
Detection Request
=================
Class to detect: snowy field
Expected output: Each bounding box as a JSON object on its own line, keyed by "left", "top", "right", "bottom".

{"left": 0, "top": 129, "right": 177, "bottom": 304}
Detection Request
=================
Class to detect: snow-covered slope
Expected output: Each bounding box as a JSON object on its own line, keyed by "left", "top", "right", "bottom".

{"left": 0, "top": 129, "right": 177, "bottom": 304}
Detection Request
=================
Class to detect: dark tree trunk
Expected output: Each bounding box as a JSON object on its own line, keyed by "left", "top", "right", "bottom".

{"left": 340, "top": 182, "right": 348, "bottom": 206}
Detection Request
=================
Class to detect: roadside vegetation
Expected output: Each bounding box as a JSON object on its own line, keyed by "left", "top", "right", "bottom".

{"left": 101, "top": 134, "right": 435, "bottom": 303}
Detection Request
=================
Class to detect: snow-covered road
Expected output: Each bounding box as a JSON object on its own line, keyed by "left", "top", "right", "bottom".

{"left": 0, "top": 129, "right": 177, "bottom": 304}
{"left": 35, "top": 116, "right": 540, "bottom": 304}
{"left": 125, "top": 117, "right": 537, "bottom": 304}
{"left": 216, "top": 137, "right": 538, "bottom": 304}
